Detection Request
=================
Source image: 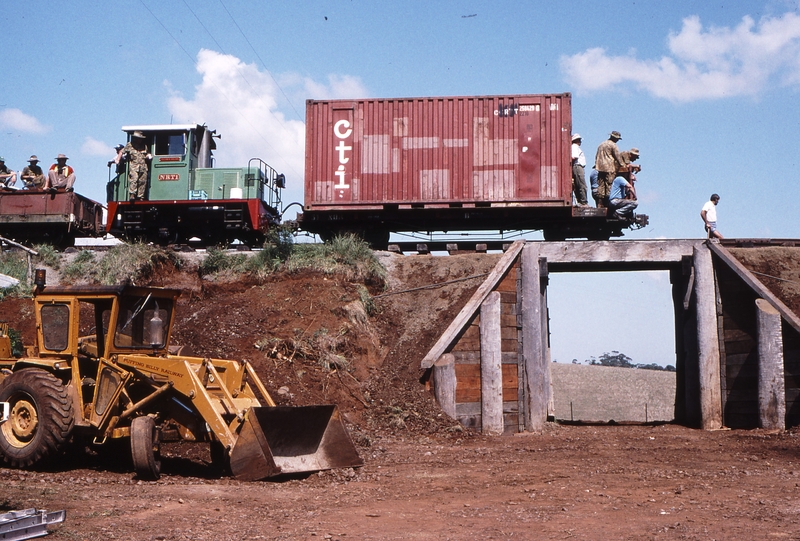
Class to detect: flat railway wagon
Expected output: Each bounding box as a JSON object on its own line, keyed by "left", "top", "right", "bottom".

{"left": 106, "top": 124, "right": 284, "bottom": 246}
{"left": 298, "top": 93, "right": 638, "bottom": 247}
{"left": 0, "top": 190, "right": 103, "bottom": 248}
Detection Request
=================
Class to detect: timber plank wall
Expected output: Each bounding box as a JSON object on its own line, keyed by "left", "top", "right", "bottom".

{"left": 715, "top": 259, "right": 800, "bottom": 428}
{"left": 452, "top": 260, "right": 521, "bottom": 433}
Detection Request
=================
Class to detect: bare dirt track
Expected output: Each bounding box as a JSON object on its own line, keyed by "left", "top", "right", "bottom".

{"left": 2, "top": 248, "right": 800, "bottom": 540}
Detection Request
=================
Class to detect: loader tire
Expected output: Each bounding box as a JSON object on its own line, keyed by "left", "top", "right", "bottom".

{"left": 131, "top": 416, "right": 161, "bottom": 480}
{"left": 0, "top": 368, "right": 74, "bottom": 468}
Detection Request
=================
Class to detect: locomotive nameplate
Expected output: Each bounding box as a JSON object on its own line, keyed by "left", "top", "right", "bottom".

{"left": 158, "top": 174, "right": 180, "bottom": 181}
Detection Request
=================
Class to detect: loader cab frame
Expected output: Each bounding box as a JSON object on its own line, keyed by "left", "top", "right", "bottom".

{"left": 34, "top": 286, "right": 180, "bottom": 359}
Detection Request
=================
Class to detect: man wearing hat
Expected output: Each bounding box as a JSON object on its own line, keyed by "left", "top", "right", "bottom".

{"left": 620, "top": 147, "right": 641, "bottom": 174}
{"left": 594, "top": 131, "right": 624, "bottom": 207}
{"left": 20, "top": 155, "right": 45, "bottom": 189}
{"left": 108, "top": 144, "right": 126, "bottom": 175}
{"left": 0, "top": 157, "right": 17, "bottom": 187}
{"left": 123, "top": 131, "right": 152, "bottom": 202}
{"left": 571, "top": 134, "right": 588, "bottom": 207}
{"left": 44, "top": 154, "right": 76, "bottom": 192}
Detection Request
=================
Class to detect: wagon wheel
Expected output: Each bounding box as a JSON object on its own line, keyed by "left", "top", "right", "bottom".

{"left": 130, "top": 416, "right": 161, "bottom": 480}
{"left": 0, "top": 368, "right": 74, "bottom": 468}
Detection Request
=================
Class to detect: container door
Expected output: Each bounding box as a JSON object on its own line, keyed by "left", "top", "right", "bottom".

{"left": 517, "top": 103, "right": 542, "bottom": 199}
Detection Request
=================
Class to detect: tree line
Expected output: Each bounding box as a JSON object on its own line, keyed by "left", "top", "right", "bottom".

{"left": 569, "top": 351, "right": 676, "bottom": 372}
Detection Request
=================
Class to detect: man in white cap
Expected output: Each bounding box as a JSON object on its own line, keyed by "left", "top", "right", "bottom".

{"left": 571, "top": 134, "right": 588, "bottom": 207}
{"left": 44, "top": 154, "right": 76, "bottom": 192}
{"left": 0, "top": 157, "right": 16, "bottom": 187}
{"left": 21, "top": 155, "right": 46, "bottom": 189}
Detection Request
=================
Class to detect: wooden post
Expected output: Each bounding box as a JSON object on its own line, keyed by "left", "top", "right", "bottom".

{"left": 521, "top": 244, "right": 547, "bottom": 431}
{"left": 693, "top": 245, "right": 723, "bottom": 429}
{"left": 432, "top": 354, "right": 457, "bottom": 419}
{"left": 480, "top": 291, "right": 503, "bottom": 435}
{"left": 756, "top": 299, "right": 785, "bottom": 430}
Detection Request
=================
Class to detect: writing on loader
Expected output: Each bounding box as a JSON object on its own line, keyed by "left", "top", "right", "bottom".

{"left": 0, "top": 270, "right": 362, "bottom": 480}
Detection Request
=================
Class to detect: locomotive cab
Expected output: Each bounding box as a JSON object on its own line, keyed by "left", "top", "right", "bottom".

{"left": 106, "top": 124, "right": 283, "bottom": 246}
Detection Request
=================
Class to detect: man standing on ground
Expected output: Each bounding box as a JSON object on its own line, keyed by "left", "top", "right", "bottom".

{"left": 700, "top": 194, "right": 723, "bottom": 239}
{"left": 594, "top": 131, "right": 624, "bottom": 207}
{"left": 571, "top": 133, "right": 588, "bottom": 206}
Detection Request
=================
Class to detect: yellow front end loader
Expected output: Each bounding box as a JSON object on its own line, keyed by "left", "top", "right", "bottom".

{"left": 0, "top": 271, "right": 362, "bottom": 480}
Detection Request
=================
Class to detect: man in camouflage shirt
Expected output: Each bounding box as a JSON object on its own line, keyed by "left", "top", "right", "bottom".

{"left": 593, "top": 131, "right": 624, "bottom": 207}
{"left": 20, "top": 155, "right": 46, "bottom": 189}
{"left": 123, "top": 131, "right": 152, "bottom": 201}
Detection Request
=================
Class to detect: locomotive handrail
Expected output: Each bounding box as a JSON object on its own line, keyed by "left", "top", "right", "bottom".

{"left": 247, "top": 158, "right": 283, "bottom": 214}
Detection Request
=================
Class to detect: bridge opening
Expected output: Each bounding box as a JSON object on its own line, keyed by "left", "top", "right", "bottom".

{"left": 547, "top": 271, "right": 677, "bottom": 423}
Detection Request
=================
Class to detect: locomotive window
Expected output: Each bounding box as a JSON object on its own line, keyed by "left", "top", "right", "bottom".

{"left": 154, "top": 132, "right": 186, "bottom": 156}
{"left": 41, "top": 304, "right": 71, "bottom": 352}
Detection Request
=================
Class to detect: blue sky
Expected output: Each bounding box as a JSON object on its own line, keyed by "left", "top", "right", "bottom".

{"left": 2, "top": 0, "right": 799, "bottom": 366}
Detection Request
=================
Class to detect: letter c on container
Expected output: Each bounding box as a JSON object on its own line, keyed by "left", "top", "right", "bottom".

{"left": 334, "top": 120, "right": 352, "bottom": 139}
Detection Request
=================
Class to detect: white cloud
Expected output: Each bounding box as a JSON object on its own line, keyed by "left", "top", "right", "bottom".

{"left": 560, "top": 12, "right": 800, "bottom": 102}
{"left": 166, "top": 49, "right": 368, "bottom": 208}
{"left": 0, "top": 108, "right": 51, "bottom": 134}
{"left": 82, "top": 136, "right": 113, "bottom": 156}
{"left": 300, "top": 74, "right": 369, "bottom": 100}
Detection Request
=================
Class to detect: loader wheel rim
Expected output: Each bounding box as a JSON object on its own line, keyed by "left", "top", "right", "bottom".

{"left": 6, "top": 397, "right": 39, "bottom": 446}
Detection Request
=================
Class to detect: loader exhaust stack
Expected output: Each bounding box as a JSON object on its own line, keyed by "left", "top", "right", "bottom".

{"left": 229, "top": 405, "right": 363, "bottom": 481}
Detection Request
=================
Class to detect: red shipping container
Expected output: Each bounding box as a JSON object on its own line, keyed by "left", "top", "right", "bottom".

{"left": 304, "top": 94, "right": 572, "bottom": 210}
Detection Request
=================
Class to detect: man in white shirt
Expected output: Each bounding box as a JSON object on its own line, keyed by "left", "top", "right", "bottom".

{"left": 571, "top": 133, "right": 588, "bottom": 206}
{"left": 700, "top": 194, "right": 723, "bottom": 239}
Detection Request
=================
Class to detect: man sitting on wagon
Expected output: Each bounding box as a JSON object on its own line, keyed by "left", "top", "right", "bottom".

{"left": 20, "top": 155, "right": 46, "bottom": 189}
{"left": 0, "top": 157, "right": 17, "bottom": 188}
{"left": 44, "top": 154, "right": 76, "bottom": 193}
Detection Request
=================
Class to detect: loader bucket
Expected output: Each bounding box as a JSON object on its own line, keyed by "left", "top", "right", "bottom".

{"left": 229, "top": 405, "right": 363, "bottom": 481}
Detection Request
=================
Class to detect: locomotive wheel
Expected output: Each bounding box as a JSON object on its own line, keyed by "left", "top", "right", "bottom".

{"left": 131, "top": 416, "right": 161, "bottom": 480}
{"left": 0, "top": 369, "right": 74, "bottom": 468}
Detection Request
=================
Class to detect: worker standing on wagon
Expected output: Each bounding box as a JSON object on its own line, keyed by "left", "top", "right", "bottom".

{"left": 0, "top": 157, "right": 17, "bottom": 187}
{"left": 44, "top": 154, "right": 76, "bottom": 192}
{"left": 20, "top": 155, "right": 46, "bottom": 189}
{"left": 571, "top": 134, "right": 588, "bottom": 207}
{"left": 594, "top": 131, "right": 624, "bottom": 208}
{"left": 123, "top": 131, "right": 152, "bottom": 202}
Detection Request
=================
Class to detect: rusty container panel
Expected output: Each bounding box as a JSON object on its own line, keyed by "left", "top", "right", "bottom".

{"left": 304, "top": 94, "right": 572, "bottom": 210}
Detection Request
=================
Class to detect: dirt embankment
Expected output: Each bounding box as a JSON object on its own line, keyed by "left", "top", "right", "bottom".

{"left": 2, "top": 247, "right": 800, "bottom": 540}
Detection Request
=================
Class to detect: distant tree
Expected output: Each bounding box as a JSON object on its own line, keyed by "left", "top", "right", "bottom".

{"left": 584, "top": 352, "right": 674, "bottom": 371}
{"left": 589, "top": 351, "right": 635, "bottom": 368}
{"left": 635, "top": 362, "right": 664, "bottom": 371}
